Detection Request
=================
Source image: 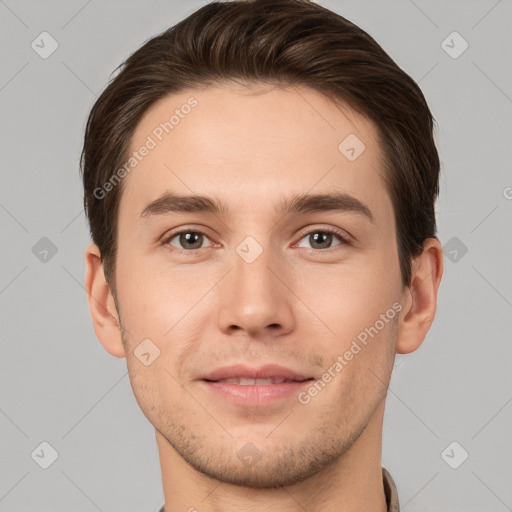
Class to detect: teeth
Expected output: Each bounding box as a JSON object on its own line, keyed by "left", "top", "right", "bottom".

{"left": 216, "top": 377, "right": 287, "bottom": 385}
{"left": 241, "top": 378, "right": 259, "bottom": 385}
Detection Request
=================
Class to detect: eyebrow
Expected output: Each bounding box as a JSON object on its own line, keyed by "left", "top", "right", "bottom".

{"left": 139, "top": 191, "right": 374, "bottom": 223}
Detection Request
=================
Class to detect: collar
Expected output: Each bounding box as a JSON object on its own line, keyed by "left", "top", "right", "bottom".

{"left": 383, "top": 467, "right": 400, "bottom": 512}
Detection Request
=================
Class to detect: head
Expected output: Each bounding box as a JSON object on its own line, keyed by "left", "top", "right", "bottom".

{"left": 82, "top": 0, "right": 443, "bottom": 489}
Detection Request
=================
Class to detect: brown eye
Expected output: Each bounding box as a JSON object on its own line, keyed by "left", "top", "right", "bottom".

{"left": 296, "top": 229, "right": 346, "bottom": 250}
{"left": 167, "top": 231, "right": 209, "bottom": 250}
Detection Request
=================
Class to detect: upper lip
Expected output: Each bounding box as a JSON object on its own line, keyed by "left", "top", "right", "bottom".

{"left": 200, "top": 364, "right": 313, "bottom": 382}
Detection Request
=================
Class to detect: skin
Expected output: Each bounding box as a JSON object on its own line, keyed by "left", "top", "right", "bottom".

{"left": 85, "top": 83, "right": 443, "bottom": 512}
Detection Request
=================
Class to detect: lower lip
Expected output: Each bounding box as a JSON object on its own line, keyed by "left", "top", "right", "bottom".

{"left": 199, "top": 380, "right": 314, "bottom": 406}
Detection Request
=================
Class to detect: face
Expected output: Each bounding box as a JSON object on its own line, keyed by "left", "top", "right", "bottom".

{"left": 113, "top": 83, "right": 405, "bottom": 487}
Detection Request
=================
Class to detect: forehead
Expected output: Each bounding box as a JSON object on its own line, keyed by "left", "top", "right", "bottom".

{"left": 120, "top": 83, "right": 391, "bottom": 222}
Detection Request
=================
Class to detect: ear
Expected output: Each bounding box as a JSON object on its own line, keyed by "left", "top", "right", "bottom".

{"left": 84, "top": 243, "right": 126, "bottom": 358}
{"left": 396, "top": 238, "right": 444, "bottom": 354}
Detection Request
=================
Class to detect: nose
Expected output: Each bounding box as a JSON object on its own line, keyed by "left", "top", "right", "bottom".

{"left": 216, "top": 243, "right": 295, "bottom": 339}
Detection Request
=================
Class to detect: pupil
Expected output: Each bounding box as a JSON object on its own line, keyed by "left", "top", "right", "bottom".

{"left": 311, "top": 232, "right": 331, "bottom": 249}
{"left": 181, "top": 232, "right": 202, "bottom": 249}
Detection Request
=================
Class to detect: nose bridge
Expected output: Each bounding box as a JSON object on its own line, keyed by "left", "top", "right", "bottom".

{"left": 216, "top": 236, "right": 294, "bottom": 336}
{"left": 232, "top": 237, "right": 278, "bottom": 312}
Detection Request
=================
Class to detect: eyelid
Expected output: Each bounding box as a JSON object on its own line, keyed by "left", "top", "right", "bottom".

{"left": 292, "top": 224, "right": 353, "bottom": 247}
{"left": 162, "top": 224, "right": 353, "bottom": 251}
{"left": 162, "top": 225, "right": 218, "bottom": 248}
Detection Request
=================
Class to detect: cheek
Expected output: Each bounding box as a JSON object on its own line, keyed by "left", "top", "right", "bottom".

{"left": 115, "top": 251, "right": 191, "bottom": 337}
{"left": 294, "top": 248, "right": 401, "bottom": 394}
{"left": 114, "top": 252, "right": 213, "bottom": 386}
{"left": 303, "top": 262, "right": 400, "bottom": 341}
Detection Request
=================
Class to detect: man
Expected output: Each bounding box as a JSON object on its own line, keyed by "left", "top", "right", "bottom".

{"left": 81, "top": 0, "right": 443, "bottom": 510}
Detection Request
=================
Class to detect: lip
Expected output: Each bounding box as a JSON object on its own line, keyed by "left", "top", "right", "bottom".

{"left": 200, "top": 364, "right": 313, "bottom": 382}
{"left": 198, "top": 364, "right": 314, "bottom": 406}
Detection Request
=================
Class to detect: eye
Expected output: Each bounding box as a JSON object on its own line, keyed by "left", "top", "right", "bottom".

{"left": 295, "top": 229, "right": 349, "bottom": 250}
{"left": 166, "top": 230, "right": 212, "bottom": 250}
{"left": 163, "top": 227, "right": 349, "bottom": 252}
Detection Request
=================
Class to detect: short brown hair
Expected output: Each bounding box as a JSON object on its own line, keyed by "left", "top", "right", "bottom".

{"left": 81, "top": 0, "right": 440, "bottom": 292}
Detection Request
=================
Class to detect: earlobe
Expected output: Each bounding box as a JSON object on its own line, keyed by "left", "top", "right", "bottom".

{"left": 396, "top": 238, "right": 444, "bottom": 354}
{"left": 84, "top": 244, "right": 126, "bottom": 358}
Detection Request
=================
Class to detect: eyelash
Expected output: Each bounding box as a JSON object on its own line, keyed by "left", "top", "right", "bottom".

{"left": 163, "top": 226, "right": 351, "bottom": 252}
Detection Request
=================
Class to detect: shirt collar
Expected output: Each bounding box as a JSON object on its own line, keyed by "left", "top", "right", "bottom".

{"left": 383, "top": 467, "right": 400, "bottom": 512}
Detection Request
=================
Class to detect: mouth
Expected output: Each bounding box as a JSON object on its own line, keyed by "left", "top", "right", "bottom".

{"left": 200, "top": 363, "right": 314, "bottom": 383}
{"left": 198, "top": 364, "right": 315, "bottom": 406}
{"left": 204, "top": 377, "right": 312, "bottom": 385}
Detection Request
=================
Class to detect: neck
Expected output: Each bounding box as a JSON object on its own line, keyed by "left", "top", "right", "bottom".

{"left": 157, "top": 401, "right": 388, "bottom": 512}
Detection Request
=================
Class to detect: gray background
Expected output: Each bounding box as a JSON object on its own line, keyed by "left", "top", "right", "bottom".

{"left": 1, "top": 0, "right": 511, "bottom": 510}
